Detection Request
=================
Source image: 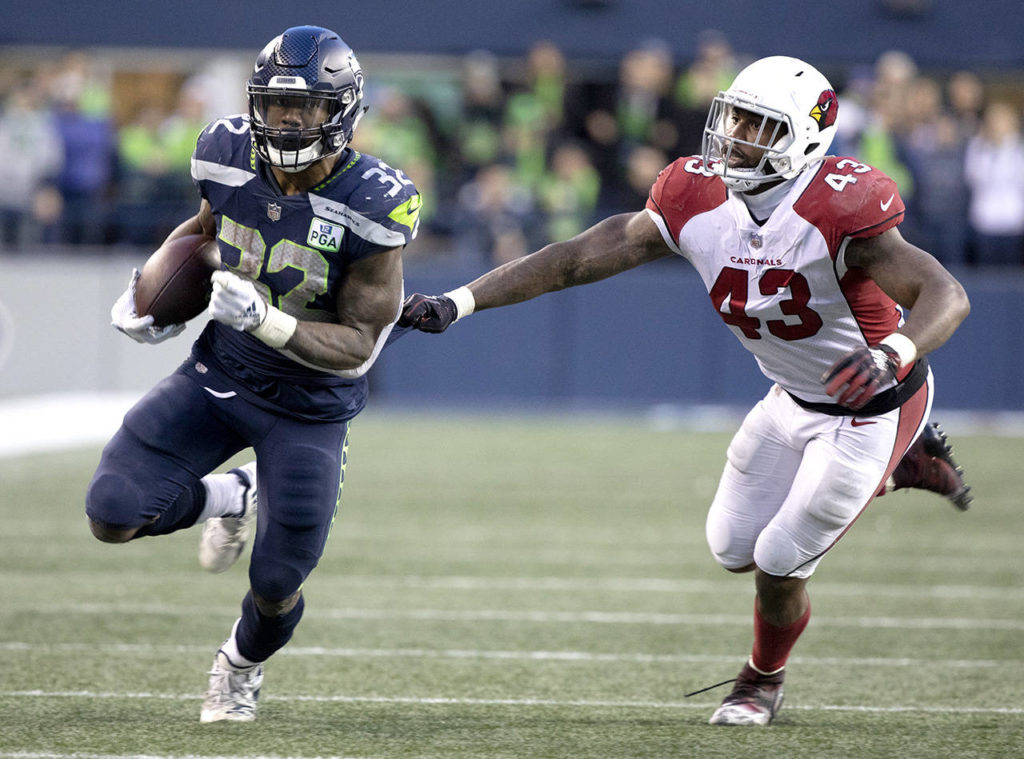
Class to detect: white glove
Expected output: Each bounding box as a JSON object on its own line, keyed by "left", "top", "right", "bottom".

{"left": 209, "top": 270, "right": 266, "bottom": 331}
{"left": 110, "top": 269, "right": 186, "bottom": 344}
{"left": 209, "top": 270, "right": 297, "bottom": 348}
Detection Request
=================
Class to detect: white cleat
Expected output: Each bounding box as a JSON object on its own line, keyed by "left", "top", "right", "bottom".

{"left": 199, "top": 650, "right": 263, "bottom": 723}
{"left": 708, "top": 662, "right": 785, "bottom": 726}
{"left": 199, "top": 462, "right": 257, "bottom": 573}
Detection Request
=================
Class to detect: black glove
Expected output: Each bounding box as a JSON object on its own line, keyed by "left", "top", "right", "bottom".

{"left": 399, "top": 293, "right": 459, "bottom": 333}
{"left": 822, "top": 344, "right": 900, "bottom": 410}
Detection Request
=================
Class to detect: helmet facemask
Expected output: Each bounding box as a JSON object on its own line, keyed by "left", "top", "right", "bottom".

{"left": 702, "top": 96, "right": 794, "bottom": 192}
{"left": 700, "top": 56, "right": 839, "bottom": 193}
{"left": 247, "top": 26, "right": 366, "bottom": 173}
{"left": 248, "top": 79, "right": 360, "bottom": 172}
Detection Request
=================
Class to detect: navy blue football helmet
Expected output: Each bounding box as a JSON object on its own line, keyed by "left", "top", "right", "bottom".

{"left": 247, "top": 25, "right": 366, "bottom": 172}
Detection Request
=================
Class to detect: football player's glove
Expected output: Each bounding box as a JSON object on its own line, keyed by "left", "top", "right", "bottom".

{"left": 822, "top": 344, "right": 900, "bottom": 410}
{"left": 209, "top": 271, "right": 297, "bottom": 348}
{"left": 209, "top": 270, "right": 266, "bottom": 331}
{"left": 399, "top": 293, "right": 458, "bottom": 333}
{"left": 110, "top": 268, "right": 186, "bottom": 344}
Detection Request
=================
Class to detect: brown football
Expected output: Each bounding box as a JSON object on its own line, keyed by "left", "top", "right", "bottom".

{"left": 135, "top": 234, "right": 220, "bottom": 327}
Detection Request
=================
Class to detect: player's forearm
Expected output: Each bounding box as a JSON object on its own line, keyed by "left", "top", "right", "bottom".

{"left": 895, "top": 277, "right": 971, "bottom": 357}
{"left": 467, "top": 214, "right": 636, "bottom": 311}
{"left": 466, "top": 244, "right": 577, "bottom": 311}
{"left": 284, "top": 321, "right": 381, "bottom": 371}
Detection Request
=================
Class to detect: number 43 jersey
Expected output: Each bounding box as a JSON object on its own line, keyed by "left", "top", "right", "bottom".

{"left": 188, "top": 115, "right": 420, "bottom": 421}
{"left": 646, "top": 155, "right": 906, "bottom": 404}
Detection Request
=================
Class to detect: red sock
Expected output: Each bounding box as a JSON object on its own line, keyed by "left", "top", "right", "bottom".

{"left": 750, "top": 600, "right": 811, "bottom": 673}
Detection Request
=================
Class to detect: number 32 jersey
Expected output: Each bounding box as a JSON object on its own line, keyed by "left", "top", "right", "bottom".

{"left": 189, "top": 115, "right": 420, "bottom": 421}
{"left": 646, "top": 156, "right": 906, "bottom": 404}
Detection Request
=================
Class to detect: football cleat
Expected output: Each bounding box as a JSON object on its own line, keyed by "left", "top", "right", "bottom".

{"left": 890, "top": 422, "right": 972, "bottom": 511}
{"left": 199, "top": 462, "right": 258, "bottom": 573}
{"left": 200, "top": 649, "right": 264, "bottom": 723}
{"left": 708, "top": 661, "right": 785, "bottom": 726}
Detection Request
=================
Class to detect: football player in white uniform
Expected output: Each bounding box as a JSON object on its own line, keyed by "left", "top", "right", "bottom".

{"left": 400, "top": 56, "right": 971, "bottom": 726}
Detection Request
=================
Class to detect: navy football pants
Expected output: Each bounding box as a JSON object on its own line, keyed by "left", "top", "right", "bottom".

{"left": 86, "top": 360, "right": 350, "bottom": 605}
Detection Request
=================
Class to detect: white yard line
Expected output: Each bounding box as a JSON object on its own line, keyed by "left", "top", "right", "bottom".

{"left": 0, "top": 753, "right": 366, "bottom": 759}
{"left": 8, "top": 571, "right": 1023, "bottom": 602}
{"left": 11, "top": 601, "right": 1024, "bottom": 630}
{"left": 269, "top": 574, "right": 1024, "bottom": 601}
{"left": 1, "top": 690, "right": 1021, "bottom": 716}
{"left": 0, "top": 641, "right": 1017, "bottom": 669}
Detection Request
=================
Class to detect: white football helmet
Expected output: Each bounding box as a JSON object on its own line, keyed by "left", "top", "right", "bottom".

{"left": 702, "top": 56, "right": 838, "bottom": 192}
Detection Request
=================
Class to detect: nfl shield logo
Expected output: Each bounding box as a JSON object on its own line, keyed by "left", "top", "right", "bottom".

{"left": 267, "top": 202, "right": 282, "bottom": 222}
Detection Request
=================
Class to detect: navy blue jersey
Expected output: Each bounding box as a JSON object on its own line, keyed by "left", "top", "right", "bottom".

{"left": 189, "top": 115, "right": 420, "bottom": 421}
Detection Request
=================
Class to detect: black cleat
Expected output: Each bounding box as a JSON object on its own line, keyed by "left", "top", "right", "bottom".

{"left": 891, "top": 422, "right": 972, "bottom": 511}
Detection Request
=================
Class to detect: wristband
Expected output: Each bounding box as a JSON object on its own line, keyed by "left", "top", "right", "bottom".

{"left": 444, "top": 286, "right": 476, "bottom": 321}
{"left": 251, "top": 305, "right": 298, "bottom": 348}
{"left": 879, "top": 332, "right": 917, "bottom": 369}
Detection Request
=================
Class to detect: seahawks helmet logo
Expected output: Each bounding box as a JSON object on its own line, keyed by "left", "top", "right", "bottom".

{"left": 809, "top": 90, "right": 838, "bottom": 131}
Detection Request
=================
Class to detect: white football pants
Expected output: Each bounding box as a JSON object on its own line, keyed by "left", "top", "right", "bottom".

{"left": 706, "top": 375, "right": 932, "bottom": 579}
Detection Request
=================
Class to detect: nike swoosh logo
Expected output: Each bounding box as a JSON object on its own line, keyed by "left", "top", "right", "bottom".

{"left": 880, "top": 194, "right": 895, "bottom": 212}
{"left": 851, "top": 418, "right": 876, "bottom": 427}
{"left": 203, "top": 387, "right": 237, "bottom": 399}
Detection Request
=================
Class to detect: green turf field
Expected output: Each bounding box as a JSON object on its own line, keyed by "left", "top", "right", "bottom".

{"left": 1, "top": 411, "right": 1022, "bottom": 758}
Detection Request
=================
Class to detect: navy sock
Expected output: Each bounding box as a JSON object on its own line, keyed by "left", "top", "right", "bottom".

{"left": 236, "top": 590, "right": 305, "bottom": 663}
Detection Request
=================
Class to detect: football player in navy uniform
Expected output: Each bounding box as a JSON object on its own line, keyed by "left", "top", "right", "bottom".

{"left": 400, "top": 57, "right": 972, "bottom": 726}
{"left": 88, "top": 26, "right": 420, "bottom": 722}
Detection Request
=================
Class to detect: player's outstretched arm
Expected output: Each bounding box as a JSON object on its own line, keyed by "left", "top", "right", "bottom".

{"left": 401, "top": 211, "right": 672, "bottom": 332}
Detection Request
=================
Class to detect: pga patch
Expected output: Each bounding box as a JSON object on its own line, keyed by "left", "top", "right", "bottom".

{"left": 307, "top": 218, "right": 343, "bottom": 252}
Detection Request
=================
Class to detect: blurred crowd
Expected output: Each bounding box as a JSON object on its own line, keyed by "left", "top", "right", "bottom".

{"left": 2, "top": 35, "right": 1024, "bottom": 268}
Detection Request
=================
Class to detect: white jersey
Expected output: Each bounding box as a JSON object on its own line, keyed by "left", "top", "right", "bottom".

{"left": 646, "top": 155, "right": 908, "bottom": 404}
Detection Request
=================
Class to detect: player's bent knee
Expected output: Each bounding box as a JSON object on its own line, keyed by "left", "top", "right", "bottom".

{"left": 254, "top": 590, "right": 301, "bottom": 617}
{"left": 708, "top": 543, "right": 757, "bottom": 572}
{"left": 251, "top": 561, "right": 305, "bottom": 604}
{"left": 85, "top": 473, "right": 147, "bottom": 542}
{"left": 706, "top": 505, "right": 756, "bottom": 572}
{"left": 752, "top": 523, "right": 804, "bottom": 578}
{"left": 87, "top": 518, "right": 138, "bottom": 543}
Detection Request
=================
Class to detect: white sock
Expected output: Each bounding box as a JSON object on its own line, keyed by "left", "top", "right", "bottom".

{"left": 197, "top": 472, "right": 246, "bottom": 523}
{"left": 748, "top": 657, "right": 784, "bottom": 676}
{"left": 218, "top": 618, "right": 261, "bottom": 670}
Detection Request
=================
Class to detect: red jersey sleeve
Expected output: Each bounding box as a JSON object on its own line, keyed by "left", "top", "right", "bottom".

{"left": 793, "top": 157, "right": 905, "bottom": 259}
{"left": 646, "top": 156, "right": 728, "bottom": 245}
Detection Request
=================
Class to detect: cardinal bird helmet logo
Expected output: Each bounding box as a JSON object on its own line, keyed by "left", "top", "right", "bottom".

{"left": 809, "top": 89, "right": 838, "bottom": 131}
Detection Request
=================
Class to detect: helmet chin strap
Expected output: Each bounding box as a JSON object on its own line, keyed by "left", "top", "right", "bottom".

{"left": 266, "top": 136, "right": 341, "bottom": 173}
{"left": 721, "top": 169, "right": 769, "bottom": 193}
{"left": 722, "top": 158, "right": 796, "bottom": 193}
